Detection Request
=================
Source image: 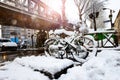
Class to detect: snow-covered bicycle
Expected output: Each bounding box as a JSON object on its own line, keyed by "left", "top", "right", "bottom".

{"left": 44, "top": 34, "right": 97, "bottom": 62}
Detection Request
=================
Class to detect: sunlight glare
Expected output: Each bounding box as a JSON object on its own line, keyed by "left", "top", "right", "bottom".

{"left": 45, "top": 0, "right": 62, "bottom": 14}
{"left": 51, "top": 1, "right": 62, "bottom": 14}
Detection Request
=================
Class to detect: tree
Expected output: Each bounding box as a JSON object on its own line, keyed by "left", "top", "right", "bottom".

{"left": 74, "top": 0, "right": 91, "bottom": 21}
{"left": 74, "top": 0, "right": 108, "bottom": 30}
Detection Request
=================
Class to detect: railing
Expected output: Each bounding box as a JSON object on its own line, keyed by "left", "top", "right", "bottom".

{"left": 86, "top": 30, "right": 118, "bottom": 48}
{"left": 0, "top": 0, "right": 61, "bottom": 23}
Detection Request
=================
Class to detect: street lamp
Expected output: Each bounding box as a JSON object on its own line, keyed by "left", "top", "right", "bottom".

{"left": 103, "top": 8, "right": 115, "bottom": 29}
{"left": 61, "top": 0, "right": 67, "bottom": 28}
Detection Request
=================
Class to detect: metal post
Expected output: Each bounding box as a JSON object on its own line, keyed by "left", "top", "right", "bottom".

{"left": 93, "top": 12, "right": 97, "bottom": 31}
{"left": 62, "top": 0, "right": 66, "bottom": 27}
{"left": 93, "top": 4, "right": 97, "bottom": 31}
{"left": 31, "top": 34, "right": 34, "bottom": 48}
{"left": 109, "top": 10, "right": 113, "bottom": 28}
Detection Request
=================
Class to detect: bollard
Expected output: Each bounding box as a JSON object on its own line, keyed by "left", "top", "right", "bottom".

{"left": 2, "top": 53, "right": 7, "bottom": 61}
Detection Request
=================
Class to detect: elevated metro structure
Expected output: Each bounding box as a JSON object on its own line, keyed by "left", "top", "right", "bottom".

{"left": 0, "top": 0, "right": 61, "bottom": 30}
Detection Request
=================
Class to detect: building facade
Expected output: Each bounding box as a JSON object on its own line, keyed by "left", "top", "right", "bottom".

{"left": 1, "top": 25, "right": 38, "bottom": 47}
{"left": 114, "top": 10, "right": 120, "bottom": 43}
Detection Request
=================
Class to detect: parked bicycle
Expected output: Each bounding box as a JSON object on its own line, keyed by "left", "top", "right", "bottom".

{"left": 44, "top": 33, "right": 97, "bottom": 63}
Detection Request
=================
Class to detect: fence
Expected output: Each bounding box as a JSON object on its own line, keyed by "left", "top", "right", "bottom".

{"left": 86, "top": 30, "right": 118, "bottom": 48}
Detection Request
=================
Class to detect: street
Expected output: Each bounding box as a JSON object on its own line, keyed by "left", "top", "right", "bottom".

{"left": 0, "top": 48, "right": 45, "bottom": 62}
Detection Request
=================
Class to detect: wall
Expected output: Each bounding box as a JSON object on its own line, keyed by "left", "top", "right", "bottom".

{"left": 114, "top": 10, "right": 120, "bottom": 43}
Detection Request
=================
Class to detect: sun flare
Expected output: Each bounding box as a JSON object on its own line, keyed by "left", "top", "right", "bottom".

{"left": 50, "top": 1, "right": 62, "bottom": 14}
{"left": 45, "top": 0, "right": 62, "bottom": 14}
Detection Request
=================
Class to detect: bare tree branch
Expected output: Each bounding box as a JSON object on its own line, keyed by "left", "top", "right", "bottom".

{"left": 74, "top": 0, "right": 108, "bottom": 29}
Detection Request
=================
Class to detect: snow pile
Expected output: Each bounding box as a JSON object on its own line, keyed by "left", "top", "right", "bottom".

{"left": 0, "top": 56, "right": 73, "bottom": 80}
{"left": 54, "top": 29, "right": 74, "bottom": 36}
{"left": 58, "top": 50, "right": 120, "bottom": 80}
{"left": 79, "top": 22, "right": 89, "bottom": 35}
{"left": 14, "top": 56, "right": 73, "bottom": 74}
{"left": 0, "top": 62, "right": 49, "bottom": 80}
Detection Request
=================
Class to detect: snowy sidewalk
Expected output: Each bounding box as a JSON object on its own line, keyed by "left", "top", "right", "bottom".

{"left": 0, "top": 56, "right": 74, "bottom": 80}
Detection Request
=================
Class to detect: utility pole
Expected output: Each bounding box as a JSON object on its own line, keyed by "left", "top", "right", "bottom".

{"left": 61, "top": 0, "right": 67, "bottom": 28}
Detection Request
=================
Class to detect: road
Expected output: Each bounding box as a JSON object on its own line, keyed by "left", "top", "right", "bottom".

{"left": 0, "top": 47, "right": 120, "bottom": 62}
{"left": 0, "top": 48, "right": 45, "bottom": 62}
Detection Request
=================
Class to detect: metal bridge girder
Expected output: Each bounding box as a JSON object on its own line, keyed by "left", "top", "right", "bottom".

{"left": 0, "top": 0, "right": 61, "bottom": 30}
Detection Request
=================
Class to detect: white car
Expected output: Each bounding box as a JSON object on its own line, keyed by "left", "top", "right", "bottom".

{"left": 0, "top": 38, "right": 18, "bottom": 51}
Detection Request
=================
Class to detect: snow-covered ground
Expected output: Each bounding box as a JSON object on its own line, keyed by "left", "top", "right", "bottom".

{"left": 58, "top": 50, "right": 120, "bottom": 80}
{"left": 0, "top": 49, "right": 120, "bottom": 80}
{"left": 0, "top": 56, "right": 74, "bottom": 80}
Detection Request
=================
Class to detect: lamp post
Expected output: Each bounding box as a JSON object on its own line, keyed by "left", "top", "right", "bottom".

{"left": 31, "top": 34, "right": 34, "bottom": 48}
{"left": 61, "top": 0, "right": 67, "bottom": 28}
{"left": 103, "top": 8, "right": 115, "bottom": 29}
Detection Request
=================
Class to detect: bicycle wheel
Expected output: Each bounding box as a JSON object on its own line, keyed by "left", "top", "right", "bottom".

{"left": 44, "top": 38, "right": 66, "bottom": 58}
{"left": 44, "top": 38, "right": 58, "bottom": 56}
{"left": 70, "top": 35, "right": 97, "bottom": 62}
{"left": 75, "top": 35, "right": 97, "bottom": 51}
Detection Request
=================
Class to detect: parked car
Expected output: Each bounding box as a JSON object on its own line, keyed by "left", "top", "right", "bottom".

{"left": 0, "top": 38, "right": 18, "bottom": 51}
{"left": 18, "top": 39, "right": 30, "bottom": 49}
